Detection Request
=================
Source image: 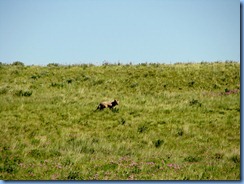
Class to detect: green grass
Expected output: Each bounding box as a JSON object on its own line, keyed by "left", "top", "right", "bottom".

{"left": 0, "top": 61, "right": 240, "bottom": 180}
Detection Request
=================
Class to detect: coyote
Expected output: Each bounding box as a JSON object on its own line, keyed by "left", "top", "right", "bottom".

{"left": 96, "top": 99, "right": 119, "bottom": 110}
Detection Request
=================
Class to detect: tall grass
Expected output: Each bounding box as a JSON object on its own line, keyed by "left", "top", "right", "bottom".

{"left": 0, "top": 61, "right": 240, "bottom": 180}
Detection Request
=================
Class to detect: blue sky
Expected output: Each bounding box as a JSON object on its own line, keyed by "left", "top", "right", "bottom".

{"left": 0, "top": 0, "right": 240, "bottom": 65}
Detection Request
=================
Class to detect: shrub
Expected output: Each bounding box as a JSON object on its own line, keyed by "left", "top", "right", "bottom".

{"left": 177, "top": 129, "right": 184, "bottom": 136}
{"left": 0, "top": 87, "right": 8, "bottom": 95}
{"left": 102, "top": 61, "right": 110, "bottom": 66}
{"left": 15, "top": 90, "right": 32, "bottom": 97}
{"left": 31, "top": 75, "right": 40, "bottom": 80}
{"left": 230, "top": 155, "right": 240, "bottom": 163}
{"left": 4, "top": 157, "right": 18, "bottom": 174}
{"left": 137, "top": 124, "right": 148, "bottom": 133}
{"left": 66, "top": 79, "right": 73, "bottom": 84}
{"left": 67, "top": 171, "right": 81, "bottom": 180}
{"left": 214, "top": 153, "right": 224, "bottom": 160}
{"left": 28, "top": 149, "right": 46, "bottom": 158}
{"left": 184, "top": 156, "right": 201, "bottom": 162}
{"left": 119, "top": 118, "right": 126, "bottom": 125}
{"left": 130, "top": 82, "right": 139, "bottom": 88}
{"left": 153, "top": 139, "right": 164, "bottom": 148}
{"left": 47, "top": 63, "right": 59, "bottom": 67}
{"left": 139, "top": 62, "right": 148, "bottom": 66}
{"left": 50, "top": 82, "right": 64, "bottom": 88}
{"left": 101, "top": 163, "right": 118, "bottom": 171}
{"left": 12, "top": 61, "right": 24, "bottom": 67}
{"left": 189, "top": 99, "right": 202, "bottom": 107}
{"left": 188, "top": 81, "right": 195, "bottom": 87}
{"left": 3, "top": 156, "right": 22, "bottom": 174}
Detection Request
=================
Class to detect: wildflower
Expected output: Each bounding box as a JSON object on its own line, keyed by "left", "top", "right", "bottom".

{"left": 146, "top": 162, "right": 155, "bottom": 165}
{"left": 128, "top": 174, "right": 135, "bottom": 180}
{"left": 119, "top": 156, "right": 129, "bottom": 163}
{"left": 51, "top": 174, "right": 59, "bottom": 180}
{"left": 93, "top": 173, "right": 99, "bottom": 180}
{"left": 110, "top": 161, "right": 117, "bottom": 165}
{"left": 167, "top": 163, "right": 173, "bottom": 167}
{"left": 56, "top": 164, "right": 62, "bottom": 169}
{"left": 129, "top": 161, "right": 138, "bottom": 167}
{"left": 167, "top": 163, "right": 181, "bottom": 170}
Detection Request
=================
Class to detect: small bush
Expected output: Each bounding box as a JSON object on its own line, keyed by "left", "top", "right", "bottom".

{"left": 139, "top": 62, "right": 148, "bottom": 66}
{"left": 12, "top": 61, "right": 24, "bottom": 67}
{"left": 119, "top": 118, "right": 126, "bottom": 125}
{"left": 230, "top": 155, "right": 240, "bottom": 163}
{"left": 177, "top": 129, "right": 184, "bottom": 136}
{"left": 28, "top": 149, "right": 46, "bottom": 158}
{"left": 66, "top": 79, "right": 73, "bottom": 84}
{"left": 4, "top": 157, "right": 18, "bottom": 174}
{"left": 50, "top": 82, "right": 64, "bottom": 88}
{"left": 67, "top": 171, "right": 81, "bottom": 180}
{"left": 137, "top": 124, "right": 148, "bottom": 133}
{"left": 101, "top": 163, "right": 118, "bottom": 171}
{"left": 31, "top": 75, "right": 40, "bottom": 80}
{"left": 15, "top": 90, "right": 32, "bottom": 97}
{"left": 184, "top": 156, "right": 201, "bottom": 162}
{"left": 188, "top": 81, "right": 195, "bottom": 87}
{"left": 3, "top": 156, "right": 22, "bottom": 174}
{"left": 214, "top": 153, "right": 224, "bottom": 160}
{"left": 0, "top": 87, "right": 8, "bottom": 95}
{"left": 80, "top": 64, "right": 89, "bottom": 69}
{"left": 47, "top": 63, "right": 59, "bottom": 67}
{"left": 189, "top": 99, "right": 202, "bottom": 107}
{"left": 130, "top": 82, "right": 139, "bottom": 88}
{"left": 153, "top": 139, "right": 164, "bottom": 148}
{"left": 102, "top": 61, "right": 110, "bottom": 66}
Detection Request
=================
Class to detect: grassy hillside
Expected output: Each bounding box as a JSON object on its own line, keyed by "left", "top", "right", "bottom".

{"left": 0, "top": 61, "right": 240, "bottom": 180}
